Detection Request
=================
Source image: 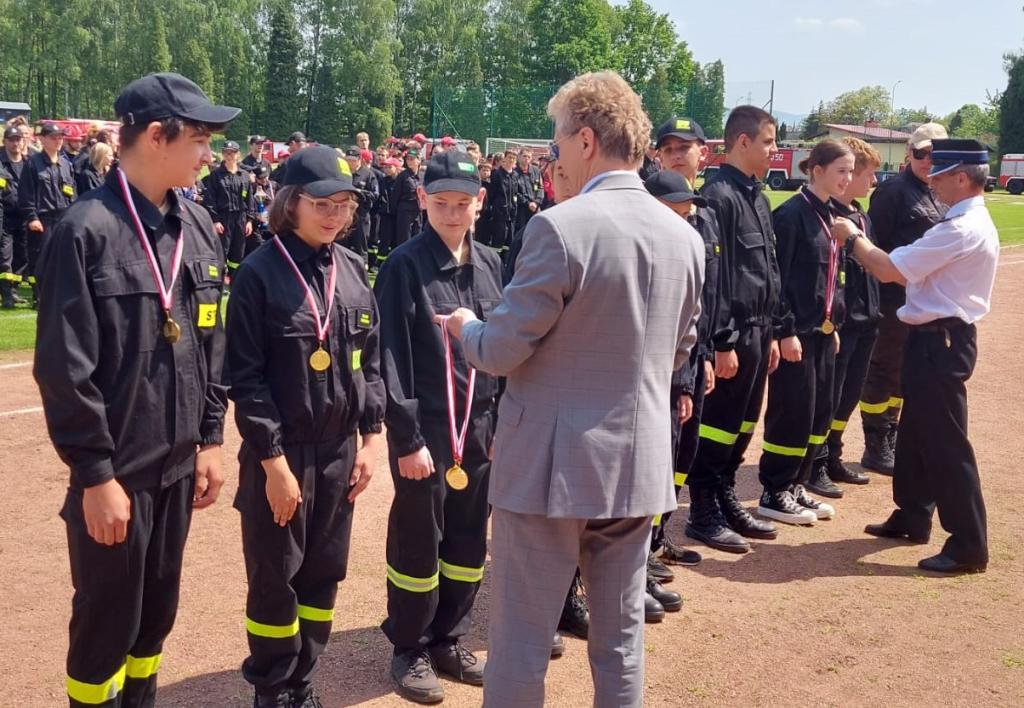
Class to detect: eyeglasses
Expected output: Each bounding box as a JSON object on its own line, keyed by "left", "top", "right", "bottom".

{"left": 911, "top": 147, "right": 933, "bottom": 160}
{"left": 548, "top": 130, "right": 581, "bottom": 162}
{"left": 299, "top": 193, "right": 357, "bottom": 217}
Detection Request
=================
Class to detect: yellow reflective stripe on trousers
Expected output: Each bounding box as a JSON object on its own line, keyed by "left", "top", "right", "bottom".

{"left": 125, "top": 653, "right": 162, "bottom": 679}
{"left": 439, "top": 559, "right": 484, "bottom": 583}
{"left": 226, "top": 260, "right": 241, "bottom": 270}
{"left": 698, "top": 424, "right": 739, "bottom": 445}
{"left": 297, "top": 604, "right": 335, "bottom": 622}
{"left": 830, "top": 419, "right": 848, "bottom": 432}
{"left": 888, "top": 396, "right": 903, "bottom": 408}
{"left": 674, "top": 471, "right": 688, "bottom": 486}
{"left": 762, "top": 441, "right": 807, "bottom": 457}
{"left": 387, "top": 563, "right": 440, "bottom": 592}
{"left": 859, "top": 400, "right": 889, "bottom": 414}
{"left": 807, "top": 433, "right": 827, "bottom": 446}
{"left": 652, "top": 514, "right": 662, "bottom": 527}
{"left": 67, "top": 664, "right": 126, "bottom": 704}
{"left": 739, "top": 421, "right": 756, "bottom": 434}
{"left": 246, "top": 616, "right": 300, "bottom": 639}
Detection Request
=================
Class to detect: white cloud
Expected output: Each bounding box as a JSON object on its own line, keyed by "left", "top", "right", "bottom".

{"left": 830, "top": 17, "right": 865, "bottom": 33}
{"left": 793, "top": 16, "right": 864, "bottom": 34}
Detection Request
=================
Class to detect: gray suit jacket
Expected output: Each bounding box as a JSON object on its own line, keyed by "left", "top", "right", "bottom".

{"left": 461, "top": 171, "right": 704, "bottom": 518}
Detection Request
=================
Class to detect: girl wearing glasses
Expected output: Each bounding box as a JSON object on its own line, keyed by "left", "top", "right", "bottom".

{"left": 226, "top": 145, "right": 386, "bottom": 708}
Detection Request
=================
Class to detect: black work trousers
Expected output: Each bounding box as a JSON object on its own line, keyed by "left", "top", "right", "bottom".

{"left": 236, "top": 435, "right": 357, "bottom": 700}
{"left": 860, "top": 307, "right": 908, "bottom": 432}
{"left": 63, "top": 474, "right": 195, "bottom": 708}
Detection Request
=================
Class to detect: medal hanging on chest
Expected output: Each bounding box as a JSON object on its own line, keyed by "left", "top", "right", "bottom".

{"left": 801, "top": 191, "right": 840, "bottom": 336}
{"left": 273, "top": 237, "right": 337, "bottom": 371}
{"left": 116, "top": 168, "right": 184, "bottom": 344}
{"left": 439, "top": 315, "right": 476, "bottom": 491}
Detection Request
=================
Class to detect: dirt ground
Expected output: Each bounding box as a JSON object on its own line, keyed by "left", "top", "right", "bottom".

{"left": 3, "top": 248, "right": 1024, "bottom": 707}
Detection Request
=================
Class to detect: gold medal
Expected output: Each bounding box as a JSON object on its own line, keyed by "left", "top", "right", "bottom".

{"left": 309, "top": 347, "right": 332, "bottom": 371}
{"left": 821, "top": 319, "right": 835, "bottom": 335}
{"left": 445, "top": 464, "right": 469, "bottom": 491}
{"left": 163, "top": 314, "right": 182, "bottom": 344}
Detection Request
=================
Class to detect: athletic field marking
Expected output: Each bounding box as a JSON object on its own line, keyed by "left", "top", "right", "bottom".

{"left": 1, "top": 406, "right": 42, "bottom": 417}
{"left": 0, "top": 361, "right": 30, "bottom": 370}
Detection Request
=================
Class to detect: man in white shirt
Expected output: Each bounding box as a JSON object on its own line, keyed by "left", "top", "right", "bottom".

{"left": 833, "top": 139, "right": 997, "bottom": 574}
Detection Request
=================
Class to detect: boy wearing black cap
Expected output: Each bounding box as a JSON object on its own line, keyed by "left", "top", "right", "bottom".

{"left": 374, "top": 151, "right": 503, "bottom": 704}
{"left": 0, "top": 126, "right": 24, "bottom": 308}
{"left": 242, "top": 135, "right": 272, "bottom": 174}
{"left": 343, "top": 146, "right": 380, "bottom": 262}
{"left": 17, "top": 121, "right": 76, "bottom": 305}
{"left": 228, "top": 144, "right": 385, "bottom": 708}
{"left": 33, "top": 72, "right": 238, "bottom": 707}
{"left": 391, "top": 148, "right": 422, "bottom": 248}
{"left": 205, "top": 139, "right": 256, "bottom": 277}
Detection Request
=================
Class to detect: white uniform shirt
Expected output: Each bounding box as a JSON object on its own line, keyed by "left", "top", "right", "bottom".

{"left": 889, "top": 195, "right": 999, "bottom": 325}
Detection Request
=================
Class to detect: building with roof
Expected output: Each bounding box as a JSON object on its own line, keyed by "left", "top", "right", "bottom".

{"left": 816, "top": 122, "right": 913, "bottom": 171}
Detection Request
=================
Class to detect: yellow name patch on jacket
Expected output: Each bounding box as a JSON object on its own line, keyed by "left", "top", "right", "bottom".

{"left": 197, "top": 303, "right": 218, "bottom": 328}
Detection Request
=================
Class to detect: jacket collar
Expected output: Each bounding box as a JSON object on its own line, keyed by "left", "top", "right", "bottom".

{"left": 103, "top": 170, "right": 184, "bottom": 231}
{"left": 580, "top": 169, "right": 644, "bottom": 194}
{"left": 424, "top": 223, "right": 489, "bottom": 273}
{"left": 719, "top": 163, "right": 763, "bottom": 195}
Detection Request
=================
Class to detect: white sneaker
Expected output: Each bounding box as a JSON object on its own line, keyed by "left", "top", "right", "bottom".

{"left": 792, "top": 484, "right": 835, "bottom": 520}
{"left": 757, "top": 489, "right": 817, "bottom": 525}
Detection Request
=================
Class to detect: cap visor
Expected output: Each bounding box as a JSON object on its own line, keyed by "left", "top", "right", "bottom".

{"left": 928, "top": 162, "right": 961, "bottom": 177}
{"left": 180, "top": 104, "right": 242, "bottom": 125}
{"left": 425, "top": 179, "right": 481, "bottom": 196}
{"left": 657, "top": 191, "right": 704, "bottom": 205}
{"left": 304, "top": 179, "right": 359, "bottom": 198}
{"left": 656, "top": 131, "right": 701, "bottom": 148}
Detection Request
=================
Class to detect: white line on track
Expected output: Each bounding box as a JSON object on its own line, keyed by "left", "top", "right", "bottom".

{"left": 0, "top": 361, "right": 30, "bottom": 370}
{"left": 1, "top": 406, "right": 42, "bottom": 417}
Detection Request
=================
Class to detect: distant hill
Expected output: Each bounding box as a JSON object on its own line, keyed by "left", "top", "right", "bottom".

{"left": 772, "top": 110, "right": 807, "bottom": 128}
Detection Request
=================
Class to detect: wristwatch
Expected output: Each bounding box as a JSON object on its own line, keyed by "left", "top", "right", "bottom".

{"left": 847, "top": 229, "right": 863, "bottom": 246}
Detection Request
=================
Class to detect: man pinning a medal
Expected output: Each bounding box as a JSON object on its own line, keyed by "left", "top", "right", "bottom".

{"left": 33, "top": 72, "right": 237, "bottom": 707}
{"left": 833, "top": 139, "right": 998, "bottom": 575}
{"left": 374, "top": 150, "right": 504, "bottom": 704}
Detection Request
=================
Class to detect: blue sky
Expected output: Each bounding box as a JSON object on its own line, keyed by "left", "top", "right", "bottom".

{"left": 629, "top": 0, "right": 1022, "bottom": 119}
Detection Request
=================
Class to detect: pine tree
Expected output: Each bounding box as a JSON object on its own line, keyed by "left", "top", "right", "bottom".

{"left": 999, "top": 53, "right": 1024, "bottom": 155}
{"left": 263, "top": 2, "right": 303, "bottom": 140}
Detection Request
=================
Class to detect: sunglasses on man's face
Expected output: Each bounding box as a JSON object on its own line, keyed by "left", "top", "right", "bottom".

{"left": 911, "top": 147, "right": 933, "bottom": 161}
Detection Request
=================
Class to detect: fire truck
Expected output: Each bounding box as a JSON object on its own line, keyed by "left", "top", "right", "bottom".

{"left": 702, "top": 140, "right": 811, "bottom": 190}
{"left": 999, "top": 154, "right": 1024, "bottom": 194}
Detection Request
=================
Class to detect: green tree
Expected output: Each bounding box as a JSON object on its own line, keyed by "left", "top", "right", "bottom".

{"left": 612, "top": 0, "right": 677, "bottom": 85}
{"left": 527, "top": 0, "right": 616, "bottom": 84}
{"left": 142, "top": 9, "right": 172, "bottom": 75}
{"left": 1000, "top": 52, "right": 1024, "bottom": 155}
{"left": 263, "top": 1, "right": 303, "bottom": 139}
{"left": 801, "top": 102, "right": 825, "bottom": 139}
{"left": 822, "top": 85, "right": 890, "bottom": 125}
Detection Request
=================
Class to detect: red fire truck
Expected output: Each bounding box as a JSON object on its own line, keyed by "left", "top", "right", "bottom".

{"left": 702, "top": 140, "right": 811, "bottom": 190}
{"left": 999, "top": 154, "right": 1024, "bottom": 194}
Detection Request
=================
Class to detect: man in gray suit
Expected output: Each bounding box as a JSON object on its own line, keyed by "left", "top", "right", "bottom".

{"left": 439, "top": 71, "right": 704, "bottom": 707}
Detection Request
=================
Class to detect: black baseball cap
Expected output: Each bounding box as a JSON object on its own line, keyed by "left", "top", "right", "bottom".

{"left": 248, "top": 134, "right": 265, "bottom": 145}
{"left": 114, "top": 73, "right": 241, "bottom": 126}
{"left": 253, "top": 165, "right": 269, "bottom": 178}
{"left": 656, "top": 116, "right": 706, "bottom": 148}
{"left": 4, "top": 126, "right": 22, "bottom": 140}
{"left": 645, "top": 170, "right": 706, "bottom": 206}
{"left": 424, "top": 150, "right": 482, "bottom": 196}
{"left": 38, "top": 122, "right": 66, "bottom": 137}
{"left": 222, "top": 140, "right": 240, "bottom": 152}
{"left": 344, "top": 146, "right": 361, "bottom": 159}
{"left": 282, "top": 144, "right": 359, "bottom": 197}
{"left": 287, "top": 131, "right": 307, "bottom": 144}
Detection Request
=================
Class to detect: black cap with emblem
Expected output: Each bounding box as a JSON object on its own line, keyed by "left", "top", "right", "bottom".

{"left": 282, "top": 144, "right": 359, "bottom": 197}
{"left": 423, "top": 150, "right": 482, "bottom": 196}
{"left": 114, "top": 73, "right": 241, "bottom": 127}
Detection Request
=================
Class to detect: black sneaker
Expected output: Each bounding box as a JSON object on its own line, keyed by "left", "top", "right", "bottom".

{"left": 826, "top": 456, "right": 869, "bottom": 485}
{"left": 290, "top": 691, "right": 323, "bottom": 708}
{"left": 391, "top": 649, "right": 444, "bottom": 704}
{"left": 253, "top": 691, "right": 290, "bottom": 708}
{"left": 757, "top": 489, "right": 817, "bottom": 525}
{"left": 558, "top": 571, "right": 589, "bottom": 639}
{"left": 660, "top": 537, "right": 702, "bottom": 566}
{"left": 647, "top": 552, "right": 675, "bottom": 583}
{"left": 429, "top": 640, "right": 485, "bottom": 686}
{"left": 792, "top": 484, "right": 835, "bottom": 520}
{"left": 806, "top": 464, "right": 844, "bottom": 499}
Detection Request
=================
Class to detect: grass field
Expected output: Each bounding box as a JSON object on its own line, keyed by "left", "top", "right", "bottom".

{"left": 1, "top": 191, "right": 1022, "bottom": 352}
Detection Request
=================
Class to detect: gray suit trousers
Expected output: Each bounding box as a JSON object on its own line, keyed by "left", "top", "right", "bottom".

{"left": 483, "top": 508, "right": 651, "bottom": 708}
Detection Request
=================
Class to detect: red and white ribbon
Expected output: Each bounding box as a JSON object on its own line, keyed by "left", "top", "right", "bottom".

{"left": 800, "top": 190, "right": 839, "bottom": 324}
{"left": 273, "top": 236, "right": 337, "bottom": 345}
{"left": 438, "top": 315, "right": 476, "bottom": 466}
{"left": 116, "top": 168, "right": 183, "bottom": 312}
